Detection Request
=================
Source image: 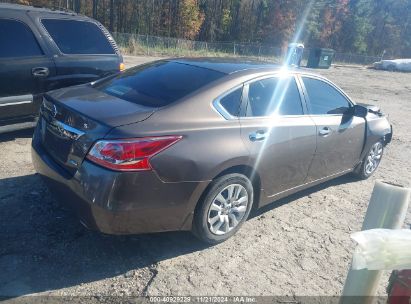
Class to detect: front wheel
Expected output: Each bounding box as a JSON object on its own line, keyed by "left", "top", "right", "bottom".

{"left": 353, "top": 140, "right": 384, "bottom": 179}
{"left": 192, "top": 173, "right": 254, "bottom": 244}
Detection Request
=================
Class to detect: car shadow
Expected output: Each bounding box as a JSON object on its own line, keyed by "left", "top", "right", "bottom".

{"left": 0, "top": 128, "right": 34, "bottom": 143}
{"left": 0, "top": 173, "right": 209, "bottom": 298}
{"left": 0, "top": 172, "right": 357, "bottom": 298}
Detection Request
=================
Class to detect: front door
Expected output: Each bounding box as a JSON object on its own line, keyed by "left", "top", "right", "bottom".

{"left": 299, "top": 76, "right": 366, "bottom": 182}
{"left": 239, "top": 74, "right": 317, "bottom": 198}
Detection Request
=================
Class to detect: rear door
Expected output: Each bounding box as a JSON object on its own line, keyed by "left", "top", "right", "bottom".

{"left": 0, "top": 17, "right": 55, "bottom": 122}
{"left": 32, "top": 16, "right": 121, "bottom": 89}
{"left": 239, "top": 74, "right": 317, "bottom": 198}
{"left": 299, "top": 75, "right": 366, "bottom": 181}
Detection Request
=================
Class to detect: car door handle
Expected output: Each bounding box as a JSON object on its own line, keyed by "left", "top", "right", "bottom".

{"left": 249, "top": 130, "right": 267, "bottom": 142}
{"left": 319, "top": 127, "right": 331, "bottom": 136}
{"left": 32, "top": 67, "right": 49, "bottom": 77}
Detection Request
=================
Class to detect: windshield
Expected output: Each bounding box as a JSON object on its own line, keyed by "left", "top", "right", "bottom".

{"left": 94, "top": 61, "right": 225, "bottom": 107}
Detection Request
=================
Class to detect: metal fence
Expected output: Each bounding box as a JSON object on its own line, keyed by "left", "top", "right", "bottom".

{"left": 112, "top": 32, "right": 381, "bottom": 66}
{"left": 332, "top": 52, "right": 381, "bottom": 65}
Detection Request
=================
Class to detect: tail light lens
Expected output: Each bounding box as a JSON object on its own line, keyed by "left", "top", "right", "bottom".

{"left": 86, "top": 136, "right": 182, "bottom": 171}
{"left": 119, "top": 62, "right": 126, "bottom": 71}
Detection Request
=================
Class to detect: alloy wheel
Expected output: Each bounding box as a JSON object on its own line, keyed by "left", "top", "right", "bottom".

{"left": 207, "top": 184, "right": 249, "bottom": 235}
{"left": 365, "top": 142, "right": 383, "bottom": 175}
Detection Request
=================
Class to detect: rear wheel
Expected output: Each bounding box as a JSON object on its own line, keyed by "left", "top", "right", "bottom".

{"left": 354, "top": 140, "right": 384, "bottom": 179}
{"left": 193, "top": 174, "right": 254, "bottom": 244}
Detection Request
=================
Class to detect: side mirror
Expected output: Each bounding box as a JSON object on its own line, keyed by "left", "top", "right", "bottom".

{"left": 353, "top": 105, "right": 368, "bottom": 118}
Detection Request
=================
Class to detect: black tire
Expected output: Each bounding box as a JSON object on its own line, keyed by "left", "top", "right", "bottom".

{"left": 353, "top": 140, "right": 384, "bottom": 179}
{"left": 192, "top": 173, "right": 254, "bottom": 244}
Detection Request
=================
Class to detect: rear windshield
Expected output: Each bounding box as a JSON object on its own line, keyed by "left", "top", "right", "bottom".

{"left": 94, "top": 61, "right": 225, "bottom": 107}
{"left": 41, "top": 19, "right": 115, "bottom": 54}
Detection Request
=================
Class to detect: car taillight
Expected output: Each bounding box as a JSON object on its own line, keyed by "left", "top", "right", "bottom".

{"left": 119, "top": 62, "right": 125, "bottom": 71}
{"left": 86, "top": 136, "right": 182, "bottom": 171}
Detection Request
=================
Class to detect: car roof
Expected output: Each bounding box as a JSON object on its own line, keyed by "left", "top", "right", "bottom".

{"left": 169, "top": 57, "right": 284, "bottom": 74}
{"left": 0, "top": 3, "right": 78, "bottom": 16}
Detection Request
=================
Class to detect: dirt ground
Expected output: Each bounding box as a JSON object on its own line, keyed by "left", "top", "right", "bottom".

{"left": 1, "top": 56, "right": 410, "bottom": 301}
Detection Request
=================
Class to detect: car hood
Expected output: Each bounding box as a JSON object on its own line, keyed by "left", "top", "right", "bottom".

{"left": 46, "top": 84, "right": 155, "bottom": 128}
{"left": 357, "top": 103, "right": 381, "bottom": 114}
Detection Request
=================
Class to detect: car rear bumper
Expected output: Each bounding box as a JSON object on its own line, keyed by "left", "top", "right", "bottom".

{"left": 31, "top": 131, "right": 208, "bottom": 235}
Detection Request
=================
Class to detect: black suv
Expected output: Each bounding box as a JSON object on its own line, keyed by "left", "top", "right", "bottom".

{"left": 0, "top": 3, "right": 123, "bottom": 133}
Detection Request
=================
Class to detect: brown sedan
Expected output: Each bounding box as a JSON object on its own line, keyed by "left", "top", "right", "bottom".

{"left": 31, "top": 58, "right": 392, "bottom": 244}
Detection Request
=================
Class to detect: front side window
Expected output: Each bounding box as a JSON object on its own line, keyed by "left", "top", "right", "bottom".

{"left": 245, "top": 76, "right": 303, "bottom": 117}
{"left": 94, "top": 61, "right": 225, "bottom": 107}
{"left": 0, "top": 19, "right": 43, "bottom": 58}
{"left": 41, "top": 19, "right": 115, "bottom": 54}
{"left": 302, "top": 77, "right": 351, "bottom": 115}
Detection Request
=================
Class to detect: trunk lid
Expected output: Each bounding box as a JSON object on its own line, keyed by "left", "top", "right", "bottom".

{"left": 39, "top": 85, "right": 155, "bottom": 175}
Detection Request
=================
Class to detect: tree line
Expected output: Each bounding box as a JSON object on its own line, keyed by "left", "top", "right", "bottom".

{"left": 8, "top": 0, "right": 411, "bottom": 57}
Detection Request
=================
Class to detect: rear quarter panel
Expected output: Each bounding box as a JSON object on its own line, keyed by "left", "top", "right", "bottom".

{"left": 106, "top": 109, "right": 248, "bottom": 183}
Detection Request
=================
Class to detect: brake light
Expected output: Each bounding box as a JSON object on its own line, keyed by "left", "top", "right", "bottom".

{"left": 86, "top": 136, "right": 182, "bottom": 171}
{"left": 119, "top": 62, "right": 126, "bottom": 71}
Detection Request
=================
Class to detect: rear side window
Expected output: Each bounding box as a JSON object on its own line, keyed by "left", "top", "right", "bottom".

{"left": 0, "top": 19, "right": 43, "bottom": 58}
{"left": 302, "top": 77, "right": 351, "bottom": 115}
{"left": 219, "top": 88, "right": 243, "bottom": 116}
{"left": 94, "top": 61, "right": 225, "bottom": 107}
{"left": 41, "top": 19, "right": 114, "bottom": 54}
{"left": 246, "top": 77, "right": 303, "bottom": 117}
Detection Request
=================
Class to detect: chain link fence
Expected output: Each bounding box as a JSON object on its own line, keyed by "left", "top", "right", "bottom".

{"left": 112, "top": 32, "right": 382, "bottom": 66}
{"left": 332, "top": 52, "right": 381, "bottom": 65}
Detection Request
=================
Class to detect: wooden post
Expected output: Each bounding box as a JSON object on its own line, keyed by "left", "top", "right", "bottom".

{"left": 341, "top": 181, "right": 411, "bottom": 304}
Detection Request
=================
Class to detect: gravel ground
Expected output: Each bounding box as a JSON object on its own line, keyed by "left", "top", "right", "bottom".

{"left": 1, "top": 56, "right": 410, "bottom": 301}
